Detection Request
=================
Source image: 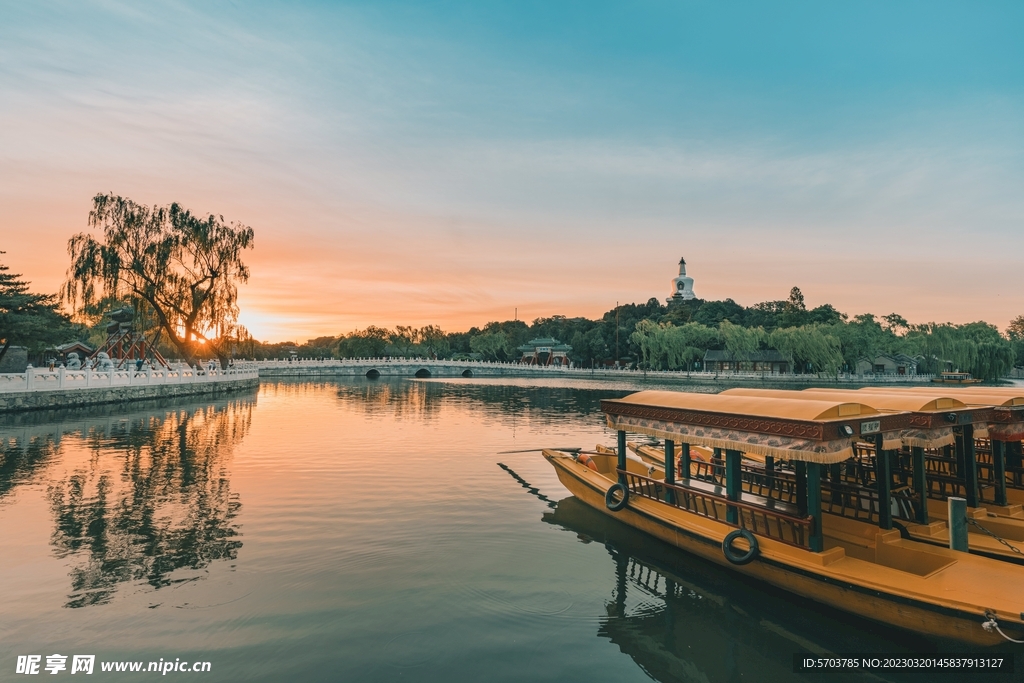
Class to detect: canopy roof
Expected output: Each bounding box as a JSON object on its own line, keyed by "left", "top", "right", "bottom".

{"left": 852, "top": 386, "right": 1024, "bottom": 407}
{"left": 601, "top": 390, "right": 899, "bottom": 464}
{"left": 721, "top": 388, "right": 974, "bottom": 448}
{"left": 850, "top": 386, "right": 1024, "bottom": 441}
{"left": 800, "top": 388, "right": 968, "bottom": 413}
{"left": 610, "top": 390, "right": 879, "bottom": 420}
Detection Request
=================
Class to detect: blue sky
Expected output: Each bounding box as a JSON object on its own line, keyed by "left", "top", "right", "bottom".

{"left": 1, "top": 1, "right": 1022, "bottom": 340}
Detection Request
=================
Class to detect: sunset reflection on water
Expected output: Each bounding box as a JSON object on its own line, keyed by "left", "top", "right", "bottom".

{"left": 1, "top": 379, "right": 1016, "bottom": 682}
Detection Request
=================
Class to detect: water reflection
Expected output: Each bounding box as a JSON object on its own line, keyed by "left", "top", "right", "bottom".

{"left": 326, "top": 377, "right": 631, "bottom": 421}
{"left": 0, "top": 395, "right": 254, "bottom": 608}
{"left": 540, "top": 496, "right": 1017, "bottom": 683}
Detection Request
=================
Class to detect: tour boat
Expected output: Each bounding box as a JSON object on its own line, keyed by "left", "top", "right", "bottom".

{"left": 933, "top": 372, "right": 983, "bottom": 384}
{"left": 720, "top": 388, "right": 1024, "bottom": 564}
{"left": 543, "top": 390, "right": 1024, "bottom": 645}
{"left": 856, "top": 386, "right": 1024, "bottom": 508}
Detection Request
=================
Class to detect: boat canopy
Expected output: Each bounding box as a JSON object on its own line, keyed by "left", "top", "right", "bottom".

{"left": 601, "top": 390, "right": 900, "bottom": 464}
{"left": 855, "top": 386, "right": 1024, "bottom": 405}
{"left": 850, "top": 386, "right": 1024, "bottom": 441}
{"left": 721, "top": 388, "right": 974, "bottom": 448}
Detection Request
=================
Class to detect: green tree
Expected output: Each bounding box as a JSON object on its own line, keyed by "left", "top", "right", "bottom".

{"left": 779, "top": 286, "right": 808, "bottom": 328}
{"left": 974, "top": 341, "right": 1015, "bottom": 381}
{"left": 419, "top": 325, "right": 451, "bottom": 359}
{"left": 1008, "top": 315, "right": 1024, "bottom": 340}
{"left": 387, "top": 325, "right": 421, "bottom": 357}
{"left": 470, "top": 331, "right": 513, "bottom": 361}
{"left": 336, "top": 326, "right": 391, "bottom": 358}
{"left": 630, "top": 319, "right": 661, "bottom": 369}
{"left": 570, "top": 327, "right": 608, "bottom": 367}
{"left": 719, "top": 320, "right": 765, "bottom": 355}
{"left": 692, "top": 298, "right": 745, "bottom": 327}
{"left": 830, "top": 313, "right": 897, "bottom": 371}
{"left": 0, "top": 254, "right": 77, "bottom": 364}
{"left": 668, "top": 322, "right": 719, "bottom": 372}
{"left": 769, "top": 325, "right": 844, "bottom": 376}
{"left": 882, "top": 313, "right": 910, "bottom": 336}
{"left": 807, "top": 304, "right": 845, "bottom": 325}
{"left": 631, "top": 320, "right": 719, "bottom": 371}
{"left": 1008, "top": 315, "right": 1024, "bottom": 367}
{"left": 65, "top": 194, "right": 254, "bottom": 367}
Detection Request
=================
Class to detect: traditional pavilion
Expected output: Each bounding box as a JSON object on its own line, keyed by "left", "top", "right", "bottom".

{"left": 517, "top": 338, "right": 572, "bottom": 366}
{"left": 666, "top": 257, "right": 696, "bottom": 304}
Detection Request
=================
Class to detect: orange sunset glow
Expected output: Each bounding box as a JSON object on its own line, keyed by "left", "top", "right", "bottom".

{"left": 2, "top": 3, "right": 1022, "bottom": 342}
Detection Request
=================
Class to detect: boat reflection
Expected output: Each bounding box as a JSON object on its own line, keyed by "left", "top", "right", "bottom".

{"left": 0, "top": 395, "right": 255, "bottom": 608}
{"left": 540, "top": 495, "right": 1011, "bottom": 683}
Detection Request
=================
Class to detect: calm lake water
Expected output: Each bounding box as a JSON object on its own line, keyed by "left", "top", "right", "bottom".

{"left": 1, "top": 378, "right": 1019, "bottom": 682}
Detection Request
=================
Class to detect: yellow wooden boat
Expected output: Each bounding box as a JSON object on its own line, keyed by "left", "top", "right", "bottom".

{"left": 543, "top": 390, "right": 1024, "bottom": 645}
{"left": 857, "top": 386, "right": 1024, "bottom": 508}
{"left": 721, "top": 388, "right": 1024, "bottom": 564}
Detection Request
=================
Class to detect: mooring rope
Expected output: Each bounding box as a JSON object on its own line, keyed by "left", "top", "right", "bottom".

{"left": 982, "top": 612, "right": 1024, "bottom": 644}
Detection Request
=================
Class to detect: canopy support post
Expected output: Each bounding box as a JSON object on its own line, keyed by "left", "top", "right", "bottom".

{"left": 795, "top": 462, "right": 807, "bottom": 517}
{"left": 679, "top": 443, "right": 691, "bottom": 483}
{"left": 725, "top": 449, "right": 741, "bottom": 524}
{"left": 617, "top": 430, "right": 627, "bottom": 485}
{"left": 1011, "top": 442, "right": 1024, "bottom": 488}
{"left": 911, "top": 446, "right": 928, "bottom": 524}
{"left": 807, "top": 462, "right": 823, "bottom": 552}
{"left": 993, "top": 439, "right": 1008, "bottom": 507}
{"left": 664, "top": 440, "right": 676, "bottom": 504}
{"left": 874, "top": 435, "right": 892, "bottom": 530}
{"left": 764, "top": 456, "right": 774, "bottom": 498}
{"left": 961, "top": 425, "right": 979, "bottom": 508}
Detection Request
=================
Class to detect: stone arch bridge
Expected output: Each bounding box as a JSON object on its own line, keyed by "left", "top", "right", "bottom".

{"left": 253, "top": 358, "right": 567, "bottom": 380}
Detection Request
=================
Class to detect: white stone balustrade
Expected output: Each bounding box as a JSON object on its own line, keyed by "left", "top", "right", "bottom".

{"left": 0, "top": 363, "right": 260, "bottom": 394}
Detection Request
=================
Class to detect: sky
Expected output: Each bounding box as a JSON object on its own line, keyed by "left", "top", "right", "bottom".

{"left": 1, "top": 1, "right": 1022, "bottom": 343}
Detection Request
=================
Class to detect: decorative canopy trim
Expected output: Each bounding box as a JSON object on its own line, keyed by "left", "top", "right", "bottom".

{"left": 989, "top": 423, "right": 1024, "bottom": 442}
{"left": 604, "top": 413, "right": 890, "bottom": 464}
{"left": 899, "top": 426, "right": 957, "bottom": 449}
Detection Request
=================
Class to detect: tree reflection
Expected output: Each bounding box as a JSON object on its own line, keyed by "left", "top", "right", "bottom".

{"left": 2, "top": 396, "right": 255, "bottom": 608}
{"left": 320, "top": 377, "right": 627, "bottom": 422}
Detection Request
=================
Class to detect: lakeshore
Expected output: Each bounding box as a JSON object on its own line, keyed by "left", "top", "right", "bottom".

{"left": 0, "top": 358, "right": 951, "bottom": 414}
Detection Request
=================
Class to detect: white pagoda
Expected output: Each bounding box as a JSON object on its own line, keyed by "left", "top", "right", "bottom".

{"left": 667, "top": 257, "right": 696, "bottom": 303}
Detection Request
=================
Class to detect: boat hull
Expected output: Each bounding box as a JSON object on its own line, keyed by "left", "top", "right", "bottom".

{"left": 546, "top": 452, "right": 1024, "bottom": 646}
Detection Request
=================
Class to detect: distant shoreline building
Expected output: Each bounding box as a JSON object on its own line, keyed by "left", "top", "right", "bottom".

{"left": 667, "top": 257, "right": 696, "bottom": 304}
{"left": 517, "top": 337, "right": 572, "bottom": 366}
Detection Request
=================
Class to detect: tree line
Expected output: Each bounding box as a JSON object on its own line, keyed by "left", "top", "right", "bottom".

{"left": 270, "top": 287, "right": 1023, "bottom": 381}
{"left": 2, "top": 194, "right": 1023, "bottom": 380}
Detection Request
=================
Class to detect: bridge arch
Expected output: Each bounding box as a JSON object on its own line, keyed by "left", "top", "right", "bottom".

{"left": 462, "top": 369, "right": 473, "bottom": 378}
{"left": 366, "top": 369, "right": 380, "bottom": 379}
{"left": 415, "top": 368, "right": 431, "bottom": 378}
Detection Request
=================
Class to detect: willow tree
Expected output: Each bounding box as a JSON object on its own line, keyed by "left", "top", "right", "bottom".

{"left": 719, "top": 320, "right": 765, "bottom": 355}
{"left": 769, "top": 325, "right": 844, "bottom": 376}
{"left": 64, "top": 194, "right": 254, "bottom": 367}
